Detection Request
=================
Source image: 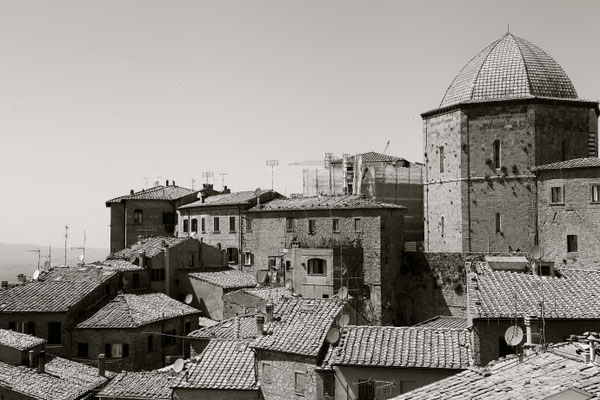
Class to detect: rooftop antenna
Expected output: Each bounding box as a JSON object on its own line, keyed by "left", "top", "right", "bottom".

{"left": 266, "top": 160, "right": 279, "bottom": 190}
{"left": 202, "top": 171, "right": 214, "bottom": 184}
{"left": 219, "top": 173, "right": 228, "bottom": 190}
{"left": 71, "top": 231, "right": 86, "bottom": 264}
{"left": 191, "top": 178, "right": 196, "bottom": 190}
{"left": 383, "top": 140, "right": 391, "bottom": 155}
{"left": 142, "top": 176, "right": 150, "bottom": 188}
{"left": 64, "top": 225, "right": 69, "bottom": 267}
{"left": 26, "top": 249, "right": 41, "bottom": 271}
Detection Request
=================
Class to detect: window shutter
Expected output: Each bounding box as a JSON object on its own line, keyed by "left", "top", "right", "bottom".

{"left": 105, "top": 344, "right": 111, "bottom": 358}
{"left": 251, "top": 254, "right": 254, "bottom": 265}
{"left": 241, "top": 252, "right": 245, "bottom": 264}
{"left": 123, "top": 343, "right": 129, "bottom": 358}
{"left": 27, "top": 322, "right": 36, "bottom": 336}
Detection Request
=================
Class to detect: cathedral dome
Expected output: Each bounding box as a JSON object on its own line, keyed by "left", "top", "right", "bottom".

{"left": 440, "top": 33, "right": 578, "bottom": 108}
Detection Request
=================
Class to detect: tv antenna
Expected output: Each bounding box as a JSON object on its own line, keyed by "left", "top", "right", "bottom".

{"left": 266, "top": 160, "right": 279, "bottom": 190}
{"left": 191, "top": 178, "right": 196, "bottom": 190}
{"left": 64, "top": 225, "right": 69, "bottom": 266}
{"left": 71, "top": 231, "right": 86, "bottom": 264}
{"left": 202, "top": 171, "right": 214, "bottom": 184}
{"left": 26, "top": 249, "right": 41, "bottom": 271}
{"left": 219, "top": 173, "right": 228, "bottom": 190}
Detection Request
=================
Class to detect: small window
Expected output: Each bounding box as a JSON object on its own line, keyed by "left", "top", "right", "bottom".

{"left": 188, "top": 253, "right": 195, "bottom": 267}
{"left": 567, "top": 235, "right": 578, "bottom": 253}
{"left": 77, "top": 343, "right": 89, "bottom": 358}
{"left": 8, "top": 321, "right": 15, "bottom": 331}
{"left": 48, "top": 322, "right": 61, "bottom": 344}
{"left": 551, "top": 187, "right": 563, "bottom": 204}
{"left": 358, "top": 379, "right": 375, "bottom": 400}
{"left": 354, "top": 218, "right": 362, "bottom": 233}
{"left": 244, "top": 251, "right": 254, "bottom": 266}
{"left": 439, "top": 146, "right": 445, "bottom": 173}
{"left": 246, "top": 218, "right": 252, "bottom": 232}
{"left": 307, "top": 258, "right": 326, "bottom": 275}
{"left": 440, "top": 216, "right": 445, "bottom": 237}
{"left": 134, "top": 209, "right": 143, "bottom": 225}
{"left": 27, "top": 322, "right": 35, "bottom": 336}
{"left": 322, "top": 294, "right": 329, "bottom": 299}
{"left": 262, "top": 362, "right": 272, "bottom": 384}
{"left": 308, "top": 219, "right": 316, "bottom": 234}
{"left": 201, "top": 217, "right": 206, "bottom": 233}
{"left": 147, "top": 335, "right": 153, "bottom": 352}
{"left": 323, "top": 373, "right": 335, "bottom": 396}
{"left": 591, "top": 185, "right": 600, "bottom": 203}
{"left": 184, "top": 321, "right": 192, "bottom": 335}
{"left": 332, "top": 219, "right": 340, "bottom": 232}
{"left": 295, "top": 371, "right": 305, "bottom": 395}
{"left": 183, "top": 219, "right": 189, "bottom": 233}
{"left": 268, "top": 257, "right": 277, "bottom": 269}
{"left": 229, "top": 216, "right": 236, "bottom": 233}
{"left": 191, "top": 218, "right": 198, "bottom": 232}
{"left": 493, "top": 140, "right": 501, "bottom": 169}
{"left": 286, "top": 217, "right": 294, "bottom": 231}
{"left": 495, "top": 213, "right": 501, "bottom": 233}
{"left": 227, "top": 248, "right": 239, "bottom": 264}
{"left": 213, "top": 217, "right": 220, "bottom": 232}
{"left": 111, "top": 343, "right": 123, "bottom": 358}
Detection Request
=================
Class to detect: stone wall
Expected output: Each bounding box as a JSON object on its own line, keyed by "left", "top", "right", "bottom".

{"left": 256, "top": 351, "right": 320, "bottom": 400}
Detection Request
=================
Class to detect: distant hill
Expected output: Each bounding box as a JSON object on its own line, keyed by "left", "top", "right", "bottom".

{"left": 0, "top": 242, "right": 109, "bottom": 283}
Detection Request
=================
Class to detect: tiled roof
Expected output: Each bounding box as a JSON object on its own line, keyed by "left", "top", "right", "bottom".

{"left": 325, "top": 325, "right": 471, "bottom": 370}
{"left": 469, "top": 263, "right": 600, "bottom": 319}
{"left": 99, "top": 259, "right": 144, "bottom": 272}
{"left": 110, "top": 236, "right": 189, "bottom": 259}
{"left": 440, "top": 33, "right": 578, "bottom": 109}
{"left": 98, "top": 371, "right": 176, "bottom": 399}
{"left": 179, "top": 190, "right": 281, "bottom": 209}
{"left": 174, "top": 339, "right": 257, "bottom": 391}
{"left": 0, "top": 357, "right": 112, "bottom": 400}
{"left": 241, "top": 287, "right": 294, "bottom": 301}
{"left": 106, "top": 185, "right": 197, "bottom": 206}
{"left": 188, "top": 268, "right": 257, "bottom": 289}
{"left": 77, "top": 292, "right": 200, "bottom": 329}
{"left": 247, "top": 195, "right": 405, "bottom": 212}
{"left": 198, "top": 317, "right": 219, "bottom": 328}
{"left": 190, "top": 314, "right": 258, "bottom": 340}
{"left": 0, "top": 329, "right": 46, "bottom": 351}
{"left": 532, "top": 157, "right": 600, "bottom": 172}
{"left": 0, "top": 266, "right": 116, "bottom": 313}
{"left": 413, "top": 316, "right": 468, "bottom": 330}
{"left": 253, "top": 298, "right": 344, "bottom": 357}
{"left": 390, "top": 344, "right": 600, "bottom": 400}
{"left": 330, "top": 152, "right": 408, "bottom": 165}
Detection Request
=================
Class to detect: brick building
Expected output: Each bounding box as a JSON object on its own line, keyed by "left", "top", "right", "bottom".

{"left": 74, "top": 292, "right": 201, "bottom": 372}
{"left": 105, "top": 182, "right": 200, "bottom": 253}
{"left": 422, "top": 32, "right": 599, "bottom": 253}
{"left": 244, "top": 195, "right": 405, "bottom": 325}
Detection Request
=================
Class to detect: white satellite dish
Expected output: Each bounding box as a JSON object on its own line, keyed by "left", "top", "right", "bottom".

{"left": 172, "top": 358, "right": 185, "bottom": 373}
{"left": 338, "top": 286, "right": 348, "bottom": 299}
{"left": 504, "top": 326, "right": 524, "bottom": 346}
{"left": 78, "top": 254, "right": 84, "bottom": 262}
{"left": 339, "top": 314, "right": 350, "bottom": 328}
{"left": 129, "top": 254, "right": 137, "bottom": 264}
{"left": 325, "top": 327, "right": 340, "bottom": 344}
{"left": 184, "top": 294, "right": 193, "bottom": 304}
{"left": 42, "top": 261, "right": 50, "bottom": 270}
{"left": 285, "top": 279, "right": 293, "bottom": 289}
{"left": 33, "top": 270, "right": 40, "bottom": 280}
{"left": 254, "top": 188, "right": 262, "bottom": 196}
{"left": 259, "top": 304, "right": 268, "bottom": 314}
{"left": 530, "top": 245, "right": 544, "bottom": 261}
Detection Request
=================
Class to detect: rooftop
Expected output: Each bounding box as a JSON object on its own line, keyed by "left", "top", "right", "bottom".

{"left": 323, "top": 325, "right": 471, "bottom": 370}
{"left": 0, "top": 329, "right": 46, "bottom": 351}
{"left": 469, "top": 263, "right": 600, "bottom": 319}
{"left": 99, "top": 259, "right": 144, "bottom": 272}
{"left": 174, "top": 339, "right": 257, "bottom": 391}
{"left": 77, "top": 292, "right": 201, "bottom": 329}
{"left": 179, "top": 189, "right": 281, "bottom": 209}
{"left": 390, "top": 343, "right": 600, "bottom": 400}
{"left": 0, "top": 266, "right": 116, "bottom": 313}
{"left": 98, "top": 371, "right": 176, "bottom": 400}
{"left": 439, "top": 33, "right": 579, "bottom": 109}
{"left": 188, "top": 268, "right": 257, "bottom": 290}
{"left": 240, "top": 286, "right": 294, "bottom": 301}
{"left": 532, "top": 157, "right": 600, "bottom": 172}
{"left": 246, "top": 195, "right": 405, "bottom": 212}
{"left": 105, "top": 184, "right": 197, "bottom": 206}
{"left": 110, "top": 236, "right": 190, "bottom": 259}
{"left": 413, "top": 316, "right": 468, "bottom": 330}
{"left": 189, "top": 314, "right": 258, "bottom": 340}
{"left": 330, "top": 151, "right": 408, "bottom": 165}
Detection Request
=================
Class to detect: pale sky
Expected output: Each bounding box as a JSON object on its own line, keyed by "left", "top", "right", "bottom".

{"left": 2, "top": 0, "right": 600, "bottom": 249}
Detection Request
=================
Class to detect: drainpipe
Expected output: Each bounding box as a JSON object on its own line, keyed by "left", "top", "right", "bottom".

{"left": 164, "top": 242, "right": 171, "bottom": 296}
{"left": 238, "top": 205, "right": 243, "bottom": 271}
{"left": 123, "top": 200, "right": 128, "bottom": 250}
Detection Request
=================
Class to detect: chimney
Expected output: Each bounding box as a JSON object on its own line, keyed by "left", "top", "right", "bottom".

{"left": 166, "top": 180, "right": 169, "bottom": 186}
{"left": 28, "top": 350, "right": 34, "bottom": 368}
{"left": 98, "top": 354, "right": 106, "bottom": 377}
{"left": 588, "top": 334, "right": 599, "bottom": 364}
{"left": 38, "top": 350, "right": 45, "bottom": 374}
{"left": 130, "top": 189, "right": 135, "bottom": 195}
{"left": 523, "top": 316, "right": 539, "bottom": 354}
{"left": 173, "top": 180, "right": 176, "bottom": 186}
{"left": 256, "top": 315, "right": 265, "bottom": 336}
{"left": 265, "top": 303, "right": 274, "bottom": 323}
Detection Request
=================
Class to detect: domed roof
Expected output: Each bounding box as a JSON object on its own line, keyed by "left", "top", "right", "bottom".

{"left": 440, "top": 33, "right": 578, "bottom": 108}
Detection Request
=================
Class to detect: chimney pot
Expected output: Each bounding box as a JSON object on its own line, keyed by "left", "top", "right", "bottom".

{"left": 28, "top": 350, "right": 34, "bottom": 368}
{"left": 98, "top": 354, "right": 106, "bottom": 377}
{"left": 130, "top": 189, "right": 134, "bottom": 195}
{"left": 265, "top": 303, "right": 274, "bottom": 323}
{"left": 166, "top": 180, "right": 169, "bottom": 186}
{"left": 38, "top": 350, "right": 45, "bottom": 374}
{"left": 256, "top": 315, "right": 265, "bottom": 336}
{"left": 173, "top": 180, "right": 175, "bottom": 186}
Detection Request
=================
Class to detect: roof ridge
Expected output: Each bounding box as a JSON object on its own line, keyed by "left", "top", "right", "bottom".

{"left": 510, "top": 34, "right": 534, "bottom": 98}
{"left": 470, "top": 35, "right": 505, "bottom": 101}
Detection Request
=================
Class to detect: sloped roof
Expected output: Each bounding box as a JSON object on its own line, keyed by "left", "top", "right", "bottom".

{"left": 77, "top": 292, "right": 201, "bottom": 329}
{"left": 189, "top": 314, "right": 258, "bottom": 340}
{"left": 110, "top": 236, "right": 189, "bottom": 259}
{"left": 532, "top": 157, "right": 600, "bottom": 172}
{"left": 99, "top": 259, "right": 144, "bottom": 272}
{"left": 390, "top": 344, "right": 600, "bottom": 400}
{"left": 179, "top": 189, "right": 282, "bottom": 209}
{"left": 325, "top": 325, "right": 471, "bottom": 370}
{"left": 0, "top": 329, "right": 46, "bottom": 351}
{"left": 241, "top": 287, "right": 294, "bottom": 301}
{"left": 106, "top": 185, "right": 197, "bottom": 206}
{"left": 0, "top": 266, "right": 116, "bottom": 313}
{"left": 329, "top": 152, "right": 408, "bottom": 165}
{"left": 468, "top": 263, "right": 600, "bottom": 319}
{"left": 440, "top": 33, "right": 579, "bottom": 109}
{"left": 188, "top": 268, "right": 256, "bottom": 290}
{"left": 174, "top": 339, "right": 257, "bottom": 391}
{"left": 198, "top": 317, "right": 219, "bottom": 328}
{"left": 253, "top": 298, "right": 344, "bottom": 357}
{"left": 413, "top": 316, "right": 468, "bottom": 330}
{"left": 247, "top": 195, "right": 405, "bottom": 212}
{"left": 98, "top": 371, "right": 176, "bottom": 400}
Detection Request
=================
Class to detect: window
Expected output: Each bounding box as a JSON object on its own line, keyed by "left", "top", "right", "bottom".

{"left": 246, "top": 218, "right": 252, "bottom": 232}
{"left": 8, "top": 322, "right": 15, "bottom": 331}
{"left": 184, "top": 321, "right": 192, "bottom": 335}
{"left": 551, "top": 186, "right": 563, "bottom": 204}
{"left": 441, "top": 216, "right": 445, "bottom": 237}
{"left": 164, "top": 329, "right": 177, "bottom": 346}
{"left": 188, "top": 253, "right": 195, "bottom": 267}
{"left": 439, "top": 146, "right": 445, "bottom": 173}
{"left": 191, "top": 218, "right": 198, "bottom": 232}
{"left": 323, "top": 373, "right": 335, "bottom": 396}
{"left": 183, "top": 219, "right": 189, "bottom": 233}
{"left": 358, "top": 379, "right": 375, "bottom": 400}
{"left": 201, "top": 217, "right": 206, "bottom": 233}
{"left": 268, "top": 257, "right": 277, "bottom": 269}
{"left": 262, "top": 362, "right": 272, "bottom": 384}
{"left": 27, "top": 322, "right": 35, "bottom": 336}
{"left": 354, "top": 218, "right": 362, "bottom": 233}
{"left": 151, "top": 268, "right": 165, "bottom": 281}
{"left": 134, "top": 209, "right": 143, "bottom": 225}
{"left": 77, "top": 343, "right": 89, "bottom": 358}
{"left": 48, "top": 322, "right": 61, "bottom": 344}
{"left": 493, "top": 140, "right": 501, "bottom": 169}
{"left": 147, "top": 335, "right": 153, "bottom": 352}
{"left": 308, "top": 219, "right": 316, "bottom": 234}
{"left": 132, "top": 272, "right": 140, "bottom": 288}
{"left": 332, "top": 218, "right": 340, "bottom": 232}
{"left": 591, "top": 185, "right": 600, "bottom": 203}
{"left": 244, "top": 251, "right": 254, "bottom": 266}
{"left": 227, "top": 248, "right": 239, "bottom": 264}
{"left": 307, "top": 258, "right": 326, "bottom": 275}
{"left": 286, "top": 217, "right": 294, "bottom": 231}
{"left": 295, "top": 372, "right": 305, "bottom": 395}
{"left": 567, "top": 235, "right": 578, "bottom": 253}
{"left": 110, "top": 343, "right": 128, "bottom": 358}
{"left": 213, "top": 217, "right": 220, "bottom": 232}
{"left": 229, "top": 216, "right": 236, "bottom": 233}
{"left": 495, "top": 213, "right": 501, "bottom": 233}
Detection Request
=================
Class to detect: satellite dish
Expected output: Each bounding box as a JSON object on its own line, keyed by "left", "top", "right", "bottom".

{"left": 325, "top": 327, "right": 340, "bottom": 344}
{"left": 184, "top": 294, "right": 193, "bottom": 304}
{"left": 129, "top": 254, "right": 137, "bottom": 264}
{"left": 172, "top": 358, "right": 185, "bottom": 373}
{"left": 338, "top": 286, "right": 348, "bottom": 299}
{"left": 254, "top": 188, "right": 262, "bottom": 196}
{"left": 285, "top": 279, "right": 293, "bottom": 289}
{"left": 339, "top": 314, "right": 350, "bottom": 328}
{"left": 78, "top": 254, "right": 84, "bottom": 262}
{"left": 33, "top": 270, "right": 40, "bottom": 280}
{"left": 259, "top": 304, "right": 268, "bottom": 314}
{"left": 504, "top": 326, "right": 524, "bottom": 346}
{"left": 530, "top": 245, "right": 544, "bottom": 261}
{"left": 43, "top": 261, "right": 50, "bottom": 270}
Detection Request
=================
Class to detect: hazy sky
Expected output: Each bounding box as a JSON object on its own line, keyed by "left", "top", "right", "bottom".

{"left": 2, "top": 0, "right": 600, "bottom": 249}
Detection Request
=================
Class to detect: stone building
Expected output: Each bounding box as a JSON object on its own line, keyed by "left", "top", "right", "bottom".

{"left": 244, "top": 195, "right": 405, "bottom": 325}
{"left": 98, "top": 371, "right": 177, "bottom": 400}
{"left": 422, "top": 32, "right": 599, "bottom": 253}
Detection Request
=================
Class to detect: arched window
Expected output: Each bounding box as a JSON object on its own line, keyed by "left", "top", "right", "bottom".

{"left": 493, "top": 140, "right": 501, "bottom": 169}
{"left": 183, "top": 219, "right": 189, "bottom": 233}
{"left": 191, "top": 218, "right": 198, "bottom": 232}
{"left": 439, "top": 146, "right": 445, "bottom": 173}
{"left": 307, "top": 258, "right": 327, "bottom": 275}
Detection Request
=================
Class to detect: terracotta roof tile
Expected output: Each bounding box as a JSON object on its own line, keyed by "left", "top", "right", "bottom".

{"left": 188, "top": 268, "right": 256, "bottom": 290}
{"left": 189, "top": 314, "right": 258, "bottom": 340}
{"left": 0, "top": 329, "right": 46, "bottom": 351}
{"left": 99, "top": 259, "right": 144, "bottom": 272}
{"left": 329, "top": 152, "right": 408, "bottom": 165}
{"left": 198, "top": 317, "right": 219, "bottom": 328}
{"left": 179, "top": 190, "right": 282, "bottom": 209}
{"left": 110, "top": 236, "right": 190, "bottom": 259}
{"left": 106, "top": 185, "right": 197, "bottom": 206}
{"left": 247, "top": 195, "right": 405, "bottom": 212}
{"left": 98, "top": 371, "right": 176, "bottom": 399}
{"left": 241, "top": 287, "right": 294, "bottom": 301}
{"left": 414, "top": 316, "right": 468, "bottom": 330}
{"left": 532, "top": 157, "right": 600, "bottom": 172}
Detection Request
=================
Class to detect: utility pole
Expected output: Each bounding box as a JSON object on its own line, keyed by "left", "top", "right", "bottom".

{"left": 64, "top": 225, "right": 69, "bottom": 266}
{"left": 26, "top": 249, "right": 41, "bottom": 271}
{"left": 266, "top": 160, "right": 279, "bottom": 190}
{"left": 71, "top": 231, "right": 86, "bottom": 264}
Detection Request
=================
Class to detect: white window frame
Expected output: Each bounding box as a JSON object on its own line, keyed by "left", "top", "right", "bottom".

{"left": 111, "top": 343, "right": 123, "bottom": 358}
